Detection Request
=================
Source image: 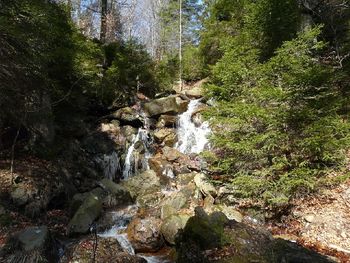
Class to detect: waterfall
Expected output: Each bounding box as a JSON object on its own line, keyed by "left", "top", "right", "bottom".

{"left": 96, "top": 151, "right": 121, "bottom": 180}
{"left": 122, "top": 114, "right": 152, "bottom": 179}
{"left": 175, "top": 99, "right": 211, "bottom": 154}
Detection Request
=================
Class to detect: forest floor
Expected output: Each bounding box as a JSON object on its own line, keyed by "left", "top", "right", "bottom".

{"left": 268, "top": 178, "right": 350, "bottom": 263}
{"left": 1, "top": 157, "right": 350, "bottom": 262}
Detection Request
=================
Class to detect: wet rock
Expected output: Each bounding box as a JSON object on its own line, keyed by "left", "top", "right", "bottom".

{"left": 163, "top": 132, "right": 178, "bottom": 146}
{"left": 121, "top": 170, "right": 160, "bottom": 199}
{"left": 156, "top": 115, "right": 178, "bottom": 128}
{"left": 175, "top": 96, "right": 190, "bottom": 113}
{"left": 161, "top": 214, "right": 190, "bottom": 245}
{"left": 69, "top": 236, "right": 146, "bottom": 263}
{"left": 154, "top": 128, "right": 178, "bottom": 146}
{"left": 194, "top": 173, "right": 217, "bottom": 197}
{"left": 162, "top": 146, "right": 185, "bottom": 162}
{"left": 98, "top": 178, "right": 133, "bottom": 207}
{"left": 148, "top": 154, "right": 169, "bottom": 177}
{"left": 67, "top": 191, "right": 103, "bottom": 236}
{"left": 1, "top": 226, "right": 58, "bottom": 263}
{"left": 127, "top": 217, "right": 164, "bottom": 253}
{"left": 144, "top": 96, "right": 179, "bottom": 117}
{"left": 121, "top": 125, "right": 138, "bottom": 143}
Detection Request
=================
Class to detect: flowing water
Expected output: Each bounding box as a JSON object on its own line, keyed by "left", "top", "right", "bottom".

{"left": 98, "top": 98, "right": 211, "bottom": 263}
{"left": 175, "top": 99, "right": 211, "bottom": 154}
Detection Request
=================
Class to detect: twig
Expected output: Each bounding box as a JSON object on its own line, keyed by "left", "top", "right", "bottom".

{"left": 10, "top": 126, "right": 20, "bottom": 185}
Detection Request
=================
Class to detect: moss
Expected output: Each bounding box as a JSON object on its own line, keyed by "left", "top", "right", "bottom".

{"left": 0, "top": 213, "right": 12, "bottom": 227}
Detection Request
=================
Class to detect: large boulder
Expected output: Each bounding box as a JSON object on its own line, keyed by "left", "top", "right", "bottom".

{"left": 112, "top": 107, "right": 143, "bottom": 127}
{"left": 68, "top": 236, "right": 146, "bottom": 263}
{"left": 67, "top": 191, "right": 103, "bottom": 236}
{"left": 98, "top": 178, "right": 133, "bottom": 207}
{"left": 185, "top": 86, "right": 203, "bottom": 98}
{"left": 1, "top": 226, "right": 58, "bottom": 263}
{"left": 144, "top": 96, "right": 180, "bottom": 117}
{"left": 153, "top": 128, "right": 178, "bottom": 147}
{"left": 127, "top": 217, "right": 164, "bottom": 253}
{"left": 176, "top": 96, "right": 190, "bottom": 113}
{"left": 176, "top": 208, "right": 335, "bottom": 263}
{"left": 161, "top": 214, "right": 190, "bottom": 245}
{"left": 121, "top": 170, "right": 160, "bottom": 199}
{"left": 162, "top": 146, "right": 185, "bottom": 162}
{"left": 194, "top": 173, "right": 217, "bottom": 197}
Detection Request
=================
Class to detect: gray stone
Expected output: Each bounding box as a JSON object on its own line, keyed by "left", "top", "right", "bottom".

{"left": 144, "top": 96, "right": 179, "bottom": 117}
{"left": 121, "top": 170, "right": 160, "bottom": 199}
{"left": 161, "top": 214, "right": 190, "bottom": 245}
{"left": 194, "top": 173, "right": 217, "bottom": 197}
{"left": 68, "top": 192, "right": 103, "bottom": 235}
{"left": 98, "top": 178, "right": 133, "bottom": 207}
{"left": 127, "top": 217, "right": 164, "bottom": 253}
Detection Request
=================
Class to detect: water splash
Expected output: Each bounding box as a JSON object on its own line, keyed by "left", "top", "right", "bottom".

{"left": 175, "top": 99, "right": 211, "bottom": 154}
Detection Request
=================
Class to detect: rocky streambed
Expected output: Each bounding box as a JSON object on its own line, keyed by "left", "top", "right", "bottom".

{"left": 0, "top": 86, "right": 336, "bottom": 263}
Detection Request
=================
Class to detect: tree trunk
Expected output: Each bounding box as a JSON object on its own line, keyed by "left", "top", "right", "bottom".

{"left": 100, "top": 0, "right": 108, "bottom": 42}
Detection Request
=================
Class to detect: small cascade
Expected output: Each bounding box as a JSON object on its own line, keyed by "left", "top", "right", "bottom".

{"left": 96, "top": 151, "right": 121, "bottom": 180}
{"left": 175, "top": 99, "right": 211, "bottom": 154}
{"left": 122, "top": 113, "right": 153, "bottom": 179}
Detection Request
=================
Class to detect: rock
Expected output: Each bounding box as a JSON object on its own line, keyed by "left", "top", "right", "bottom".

{"left": 11, "top": 185, "right": 32, "bottom": 206}
{"left": 121, "top": 170, "right": 160, "bottom": 199}
{"left": 156, "top": 115, "right": 178, "bottom": 128}
{"left": 69, "top": 237, "right": 146, "bottom": 263}
{"left": 144, "top": 96, "right": 179, "bottom": 117}
{"left": 203, "top": 195, "right": 215, "bottom": 211}
{"left": 67, "top": 191, "right": 103, "bottom": 236}
{"left": 112, "top": 107, "right": 143, "bottom": 127}
{"left": 1, "top": 226, "right": 58, "bottom": 263}
{"left": 98, "top": 178, "right": 133, "bottom": 207}
{"left": 163, "top": 132, "right": 178, "bottom": 146}
{"left": 121, "top": 125, "right": 138, "bottom": 143}
{"left": 137, "top": 192, "right": 165, "bottom": 208}
{"left": 176, "top": 208, "right": 334, "bottom": 263}
{"left": 194, "top": 173, "right": 217, "bottom": 197}
{"left": 176, "top": 173, "right": 196, "bottom": 185}
{"left": 162, "top": 192, "right": 188, "bottom": 211}
{"left": 304, "top": 214, "right": 316, "bottom": 223}
{"left": 185, "top": 86, "right": 203, "bottom": 98}
{"left": 127, "top": 217, "right": 164, "bottom": 253}
{"left": 154, "top": 128, "right": 177, "bottom": 146}
{"left": 148, "top": 154, "right": 169, "bottom": 177}
{"left": 161, "top": 214, "right": 190, "bottom": 245}
{"left": 178, "top": 207, "right": 228, "bottom": 250}
{"left": 215, "top": 205, "right": 243, "bottom": 222}
{"left": 175, "top": 96, "right": 190, "bottom": 113}
{"left": 162, "top": 146, "right": 185, "bottom": 162}
{"left": 161, "top": 205, "right": 177, "bottom": 219}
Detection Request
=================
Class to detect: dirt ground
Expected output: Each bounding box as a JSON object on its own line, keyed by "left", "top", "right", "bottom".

{"left": 268, "top": 179, "right": 350, "bottom": 263}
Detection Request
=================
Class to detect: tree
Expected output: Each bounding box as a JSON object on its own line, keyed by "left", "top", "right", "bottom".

{"left": 100, "top": 0, "right": 108, "bottom": 41}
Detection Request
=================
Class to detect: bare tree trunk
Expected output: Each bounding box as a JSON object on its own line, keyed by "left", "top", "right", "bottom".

{"left": 100, "top": 0, "right": 108, "bottom": 42}
{"left": 179, "top": 0, "right": 183, "bottom": 90}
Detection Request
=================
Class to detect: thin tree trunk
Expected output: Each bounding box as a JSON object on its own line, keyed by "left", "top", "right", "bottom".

{"left": 179, "top": 0, "right": 183, "bottom": 90}
{"left": 100, "top": 0, "right": 108, "bottom": 42}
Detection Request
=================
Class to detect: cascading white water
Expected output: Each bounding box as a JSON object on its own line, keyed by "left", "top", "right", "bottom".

{"left": 175, "top": 99, "right": 211, "bottom": 154}
{"left": 122, "top": 114, "right": 152, "bottom": 179}
{"left": 96, "top": 151, "right": 121, "bottom": 180}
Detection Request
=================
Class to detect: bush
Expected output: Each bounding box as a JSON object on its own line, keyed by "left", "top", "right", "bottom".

{"left": 204, "top": 27, "right": 350, "bottom": 208}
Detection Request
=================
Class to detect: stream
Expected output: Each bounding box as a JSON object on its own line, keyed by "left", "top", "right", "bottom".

{"left": 96, "top": 98, "right": 210, "bottom": 263}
